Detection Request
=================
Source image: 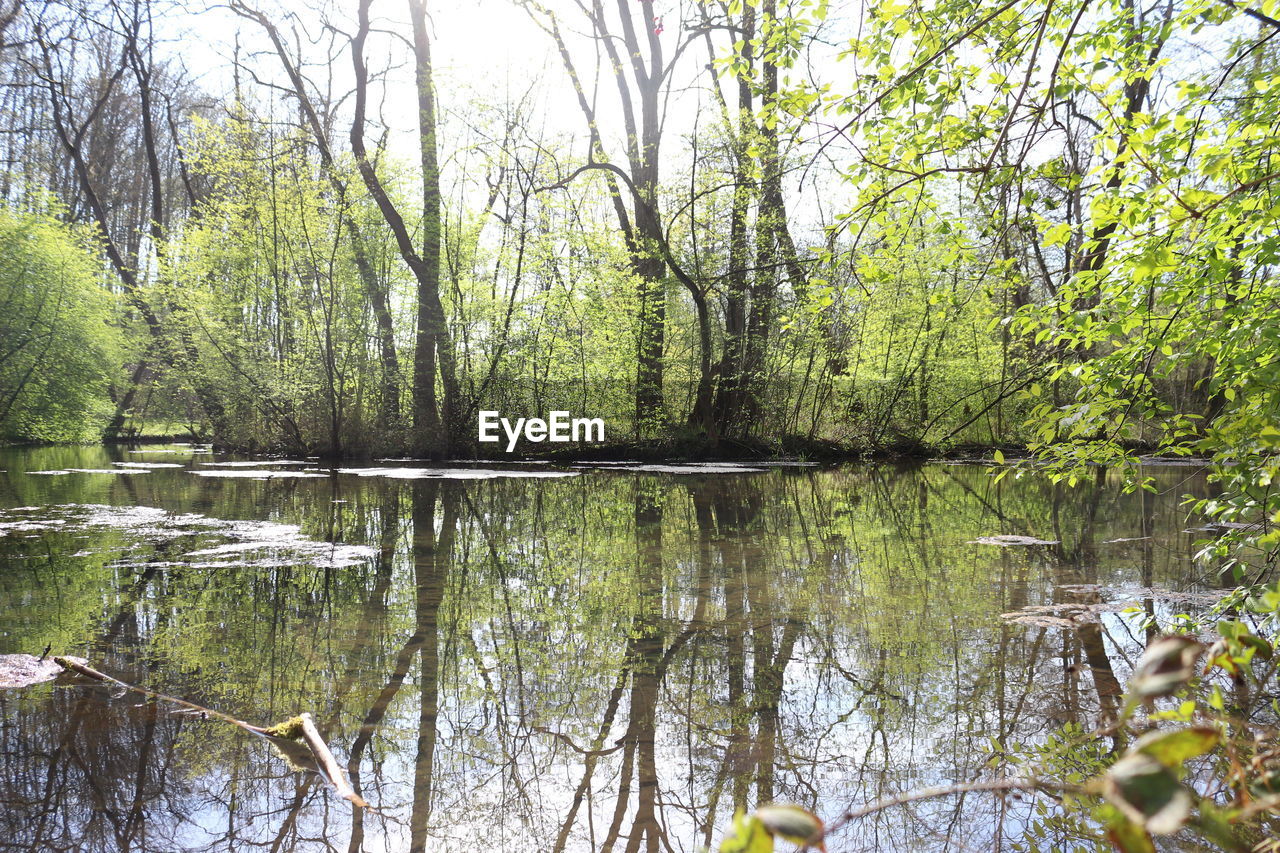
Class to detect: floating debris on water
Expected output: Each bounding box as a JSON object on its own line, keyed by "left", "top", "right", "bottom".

{"left": 335, "top": 467, "right": 579, "bottom": 479}
{"left": 114, "top": 462, "right": 184, "bottom": 469}
{"left": 392, "top": 458, "right": 554, "bottom": 465}
{"left": 198, "top": 460, "right": 313, "bottom": 467}
{"left": 0, "top": 504, "right": 375, "bottom": 568}
{"left": 752, "top": 461, "right": 822, "bottom": 467}
{"left": 571, "top": 462, "right": 769, "bottom": 474}
{"left": 0, "top": 518, "right": 67, "bottom": 535}
{"left": 30, "top": 468, "right": 151, "bottom": 475}
{"left": 1002, "top": 586, "right": 1230, "bottom": 628}
{"left": 185, "top": 519, "right": 375, "bottom": 567}
{"left": 969, "top": 534, "right": 1059, "bottom": 546}
{"left": 191, "top": 469, "right": 329, "bottom": 478}
{"left": 53, "top": 658, "right": 371, "bottom": 809}
{"left": 0, "top": 654, "right": 87, "bottom": 689}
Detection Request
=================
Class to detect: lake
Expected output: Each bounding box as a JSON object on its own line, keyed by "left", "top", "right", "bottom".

{"left": 0, "top": 445, "right": 1221, "bottom": 851}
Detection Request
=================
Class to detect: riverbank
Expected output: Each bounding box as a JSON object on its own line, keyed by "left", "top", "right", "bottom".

{"left": 4, "top": 432, "right": 1178, "bottom": 466}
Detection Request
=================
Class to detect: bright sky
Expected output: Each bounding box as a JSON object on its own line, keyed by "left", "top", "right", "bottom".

{"left": 162, "top": 0, "right": 857, "bottom": 232}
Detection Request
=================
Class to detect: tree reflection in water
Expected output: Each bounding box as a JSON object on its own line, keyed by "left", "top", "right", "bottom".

{"left": 0, "top": 447, "right": 1217, "bottom": 850}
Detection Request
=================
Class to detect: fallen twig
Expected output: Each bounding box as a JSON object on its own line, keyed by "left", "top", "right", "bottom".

{"left": 54, "top": 657, "right": 268, "bottom": 732}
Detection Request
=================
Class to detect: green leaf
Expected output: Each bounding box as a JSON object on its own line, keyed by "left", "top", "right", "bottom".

{"left": 1043, "top": 222, "right": 1072, "bottom": 247}
{"left": 1130, "top": 727, "right": 1219, "bottom": 766}
{"left": 754, "top": 805, "right": 824, "bottom": 848}
{"left": 1102, "top": 754, "right": 1193, "bottom": 835}
{"left": 1239, "top": 633, "right": 1273, "bottom": 660}
{"left": 719, "top": 811, "right": 773, "bottom": 853}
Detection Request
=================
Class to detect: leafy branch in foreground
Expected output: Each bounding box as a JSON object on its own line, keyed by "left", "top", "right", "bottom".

{"left": 716, "top": 616, "right": 1280, "bottom": 852}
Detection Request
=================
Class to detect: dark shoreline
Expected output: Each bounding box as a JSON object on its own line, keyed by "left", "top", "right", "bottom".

{"left": 2, "top": 433, "right": 1189, "bottom": 466}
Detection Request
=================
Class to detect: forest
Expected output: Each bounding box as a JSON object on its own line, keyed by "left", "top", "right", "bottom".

{"left": 2, "top": 0, "right": 1270, "bottom": 464}
{"left": 3, "top": 0, "right": 1280, "bottom": 850}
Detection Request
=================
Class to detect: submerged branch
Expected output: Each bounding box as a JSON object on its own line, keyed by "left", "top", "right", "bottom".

{"left": 54, "top": 657, "right": 370, "bottom": 810}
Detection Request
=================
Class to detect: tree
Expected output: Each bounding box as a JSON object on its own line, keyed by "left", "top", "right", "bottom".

{"left": 0, "top": 204, "right": 120, "bottom": 440}
{"left": 352, "top": 0, "right": 460, "bottom": 457}
{"left": 29, "top": 0, "right": 228, "bottom": 440}
{"left": 524, "top": 0, "right": 680, "bottom": 436}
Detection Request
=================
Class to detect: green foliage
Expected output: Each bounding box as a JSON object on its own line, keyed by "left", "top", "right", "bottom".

{"left": 719, "top": 804, "right": 825, "bottom": 852}
{"left": 0, "top": 204, "right": 120, "bottom": 442}
{"left": 820, "top": 210, "right": 1031, "bottom": 447}
{"left": 779, "top": 1, "right": 1280, "bottom": 844}
{"left": 1006, "top": 621, "right": 1280, "bottom": 851}
{"left": 179, "top": 112, "right": 404, "bottom": 452}
{"left": 798, "top": 0, "right": 1280, "bottom": 560}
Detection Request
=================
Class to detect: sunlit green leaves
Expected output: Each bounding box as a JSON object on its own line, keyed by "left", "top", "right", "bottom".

{"left": 1130, "top": 727, "right": 1219, "bottom": 766}
{"left": 719, "top": 805, "right": 825, "bottom": 853}
{"left": 0, "top": 204, "right": 121, "bottom": 442}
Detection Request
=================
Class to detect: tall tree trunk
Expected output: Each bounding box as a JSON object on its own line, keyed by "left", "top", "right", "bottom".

{"left": 408, "top": 0, "right": 460, "bottom": 458}
{"left": 613, "top": 0, "right": 667, "bottom": 435}
{"left": 349, "top": 0, "right": 460, "bottom": 457}
{"left": 740, "top": 0, "right": 782, "bottom": 427}
{"left": 538, "top": 0, "right": 667, "bottom": 436}
{"left": 711, "top": 9, "right": 756, "bottom": 435}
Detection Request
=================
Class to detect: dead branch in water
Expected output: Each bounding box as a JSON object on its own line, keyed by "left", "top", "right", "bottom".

{"left": 298, "top": 712, "right": 367, "bottom": 807}
{"left": 55, "top": 657, "right": 269, "bottom": 732}
{"left": 54, "top": 657, "right": 370, "bottom": 810}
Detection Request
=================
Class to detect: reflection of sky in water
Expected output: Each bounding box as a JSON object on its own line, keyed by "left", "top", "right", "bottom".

{"left": 0, "top": 445, "right": 1221, "bottom": 851}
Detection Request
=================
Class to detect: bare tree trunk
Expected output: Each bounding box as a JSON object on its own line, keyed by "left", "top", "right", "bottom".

{"left": 531, "top": 0, "right": 667, "bottom": 436}
{"left": 622, "top": 10, "right": 667, "bottom": 436}
{"left": 740, "top": 0, "right": 783, "bottom": 427}
{"left": 349, "top": 0, "right": 460, "bottom": 457}
{"left": 407, "top": 0, "right": 461, "bottom": 458}
{"left": 710, "top": 10, "right": 756, "bottom": 436}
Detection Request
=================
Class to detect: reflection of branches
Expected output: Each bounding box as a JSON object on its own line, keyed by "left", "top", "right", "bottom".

{"left": 812, "top": 777, "right": 1080, "bottom": 851}
{"left": 823, "top": 655, "right": 907, "bottom": 707}
{"left": 550, "top": 666, "right": 629, "bottom": 853}
{"left": 460, "top": 491, "right": 529, "bottom": 722}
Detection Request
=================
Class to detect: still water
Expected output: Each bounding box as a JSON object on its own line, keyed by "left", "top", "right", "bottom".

{"left": 0, "top": 445, "right": 1221, "bottom": 851}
